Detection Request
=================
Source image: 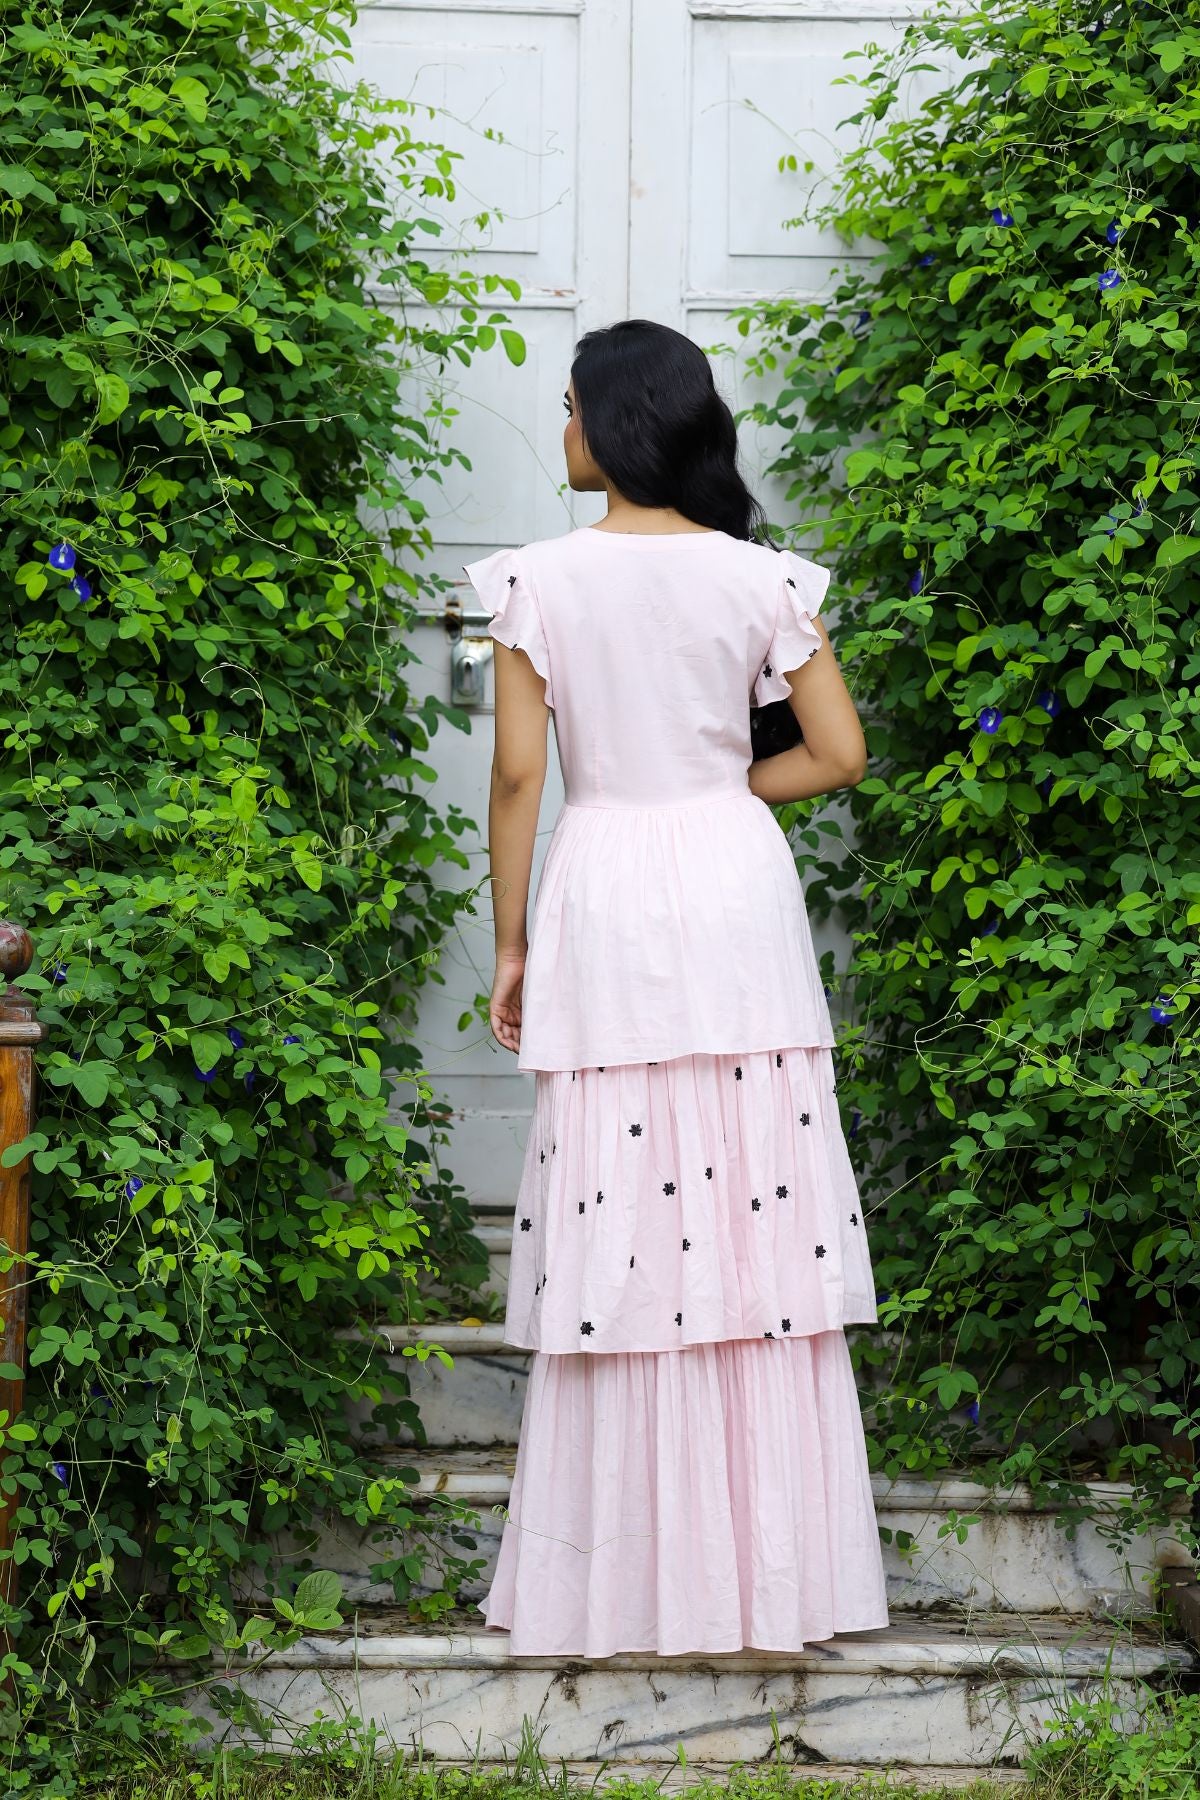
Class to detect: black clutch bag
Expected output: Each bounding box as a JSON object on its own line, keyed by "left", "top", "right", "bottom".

{"left": 749, "top": 697, "right": 803, "bottom": 762}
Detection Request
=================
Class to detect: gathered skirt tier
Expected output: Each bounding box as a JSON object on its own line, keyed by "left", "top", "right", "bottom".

{"left": 477, "top": 1045, "right": 890, "bottom": 1657}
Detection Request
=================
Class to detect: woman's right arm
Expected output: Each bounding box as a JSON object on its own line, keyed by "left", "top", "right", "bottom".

{"left": 747, "top": 618, "right": 868, "bottom": 804}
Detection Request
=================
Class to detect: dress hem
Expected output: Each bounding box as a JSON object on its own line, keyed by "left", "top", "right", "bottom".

{"left": 474, "top": 1608, "right": 894, "bottom": 1658}
{"left": 516, "top": 1030, "right": 839, "bottom": 1074}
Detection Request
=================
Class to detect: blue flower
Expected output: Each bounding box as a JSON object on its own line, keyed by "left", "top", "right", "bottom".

{"left": 965, "top": 1397, "right": 980, "bottom": 1426}
{"left": 916, "top": 252, "right": 935, "bottom": 268}
{"left": 876, "top": 1290, "right": 892, "bottom": 1306}
{"left": 227, "top": 1025, "right": 245, "bottom": 1049}
{"left": 981, "top": 918, "right": 999, "bottom": 936}
{"left": 853, "top": 308, "right": 871, "bottom": 332}
{"left": 71, "top": 574, "right": 92, "bottom": 602}
{"left": 849, "top": 1109, "right": 860, "bottom": 1139}
{"left": 1098, "top": 268, "right": 1122, "bottom": 292}
{"left": 1038, "top": 774, "right": 1054, "bottom": 797}
{"left": 978, "top": 706, "right": 1003, "bottom": 734}
{"left": 990, "top": 208, "right": 1014, "bottom": 227}
{"left": 52, "top": 1461, "right": 69, "bottom": 1488}
{"left": 244, "top": 1068, "right": 256, "bottom": 1093}
{"left": 908, "top": 566, "right": 925, "bottom": 595}
{"left": 282, "top": 1034, "right": 300, "bottom": 1045}
{"left": 48, "top": 541, "right": 76, "bottom": 572}
{"left": 1150, "top": 995, "right": 1174, "bottom": 1025}
{"left": 822, "top": 984, "right": 832, "bottom": 997}
{"left": 124, "top": 1176, "right": 144, "bottom": 1200}
{"left": 50, "top": 959, "right": 68, "bottom": 984}
{"left": 1036, "top": 689, "right": 1061, "bottom": 718}
{"left": 194, "top": 1064, "right": 219, "bottom": 1083}
{"left": 1106, "top": 220, "right": 1123, "bottom": 246}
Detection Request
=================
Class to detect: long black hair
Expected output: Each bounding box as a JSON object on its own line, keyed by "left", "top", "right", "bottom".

{"left": 570, "top": 319, "right": 780, "bottom": 547}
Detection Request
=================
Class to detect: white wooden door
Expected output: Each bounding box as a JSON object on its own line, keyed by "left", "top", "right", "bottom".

{"left": 345, "top": 0, "right": 935, "bottom": 1206}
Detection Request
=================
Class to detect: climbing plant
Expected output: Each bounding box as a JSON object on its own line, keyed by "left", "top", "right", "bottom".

{"left": 0, "top": 0, "right": 522, "bottom": 1786}
{"left": 734, "top": 0, "right": 1199, "bottom": 1545}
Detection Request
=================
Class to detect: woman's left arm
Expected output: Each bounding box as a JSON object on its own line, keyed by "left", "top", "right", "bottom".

{"left": 487, "top": 641, "right": 551, "bottom": 1052}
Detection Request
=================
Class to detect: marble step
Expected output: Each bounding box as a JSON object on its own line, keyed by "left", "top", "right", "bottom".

{"left": 270, "top": 1444, "right": 1193, "bottom": 1620}
{"left": 201, "top": 1609, "right": 1196, "bottom": 1768}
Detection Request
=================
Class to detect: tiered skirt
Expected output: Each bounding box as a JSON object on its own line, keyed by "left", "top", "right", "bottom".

{"left": 478, "top": 1044, "right": 890, "bottom": 1657}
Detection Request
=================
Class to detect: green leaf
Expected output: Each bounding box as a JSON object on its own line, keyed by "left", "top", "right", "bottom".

{"left": 1154, "top": 535, "right": 1200, "bottom": 569}
{"left": 95, "top": 372, "right": 130, "bottom": 425}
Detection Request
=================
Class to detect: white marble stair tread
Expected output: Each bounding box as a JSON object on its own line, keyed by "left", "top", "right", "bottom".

{"left": 205, "top": 1610, "right": 1196, "bottom": 1768}
{"left": 379, "top": 1762, "right": 1027, "bottom": 1792}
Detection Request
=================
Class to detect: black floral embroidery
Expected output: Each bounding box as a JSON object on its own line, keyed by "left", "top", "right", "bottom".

{"left": 674, "top": 1311, "right": 682, "bottom": 1325}
{"left": 578, "top": 1201, "right": 585, "bottom": 1214}
{"left": 596, "top": 1189, "right": 604, "bottom": 1204}
{"left": 682, "top": 1237, "right": 690, "bottom": 1251}
{"left": 507, "top": 573, "right": 517, "bottom": 587}
{"left": 705, "top": 1166, "right": 713, "bottom": 1179}
{"left": 534, "top": 1279, "right": 540, "bottom": 1293}
{"left": 629, "top": 1255, "right": 635, "bottom": 1267}
{"left": 751, "top": 1197, "right": 761, "bottom": 1211}
{"left": 572, "top": 1071, "right": 576, "bottom": 1080}
{"left": 809, "top": 647, "right": 817, "bottom": 658}
{"left": 580, "top": 1320, "right": 593, "bottom": 1335}
{"left": 599, "top": 1065, "right": 605, "bottom": 1071}
{"left": 539, "top": 1148, "right": 546, "bottom": 1163}
{"left": 776, "top": 1184, "right": 788, "bottom": 1198}
{"left": 629, "top": 1122, "right": 642, "bottom": 1137}
{"left": 552, "top": 1141, "right": 556, "bottom": 1154}
{"left": 542, "top": 1269, "right": 547, "bottom": 1284}
{"left": 762, "top": 661, "right": 773, "bottom": 678}
{"left": 520, "top": 1217, "right": 532, "bottom": 1232}
{"left": 764, "top": 1329, "right": 774, "bottom": 1338}
{"left": 734, "top": 1065, "right": 742, "bottom": 1080}
{"left": 815, "top": 1244, "right": 826, "bottom": 1259}
{"left": 663, "top": 1180, "right": 675, "bottom": 1196}
{"left": 800, "top": 1112, "right": 810, "bottom": 1126}
{"left": 776, "top": 1053, "right": 782, "bottom": 1067}
{"left": 850, "top": 1212, "right": 859, "bottom": 1226}
{"left": 782, "top": 1318, "right": 791, "bottom": 1332}
{"left": 785, "top": 576, "right": 796, "bottom": 589}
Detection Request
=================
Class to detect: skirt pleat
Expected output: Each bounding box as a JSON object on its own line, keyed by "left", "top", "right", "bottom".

{"left": 480, "top": 1044, "right": 889, "bottom": 1656}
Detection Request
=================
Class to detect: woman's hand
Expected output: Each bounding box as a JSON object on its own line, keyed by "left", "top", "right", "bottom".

{"left": 490, "top": 950, "right": 527, "bottom": 1053}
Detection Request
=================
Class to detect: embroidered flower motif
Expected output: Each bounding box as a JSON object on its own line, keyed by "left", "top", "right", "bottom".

{"left": 776, "top": 1053, "right": 782, "bottom": 1067}
{"left": 629, "top": 1255, "right": 635, "bottom": 1267}
{"left": 751, "top": 1197, "right": 761, "bottom": 1211}
{"left": 682, "top": 1237, "right": 690, "bottom": 1251}
{"left": 580, "top": 1320, "right": 593, "bottom": 1334}
{"left": 782, "top": 1318, "right": 791, "bottom": 1331}
{"left": 596, "top": 1189, "right": 604, "bottom": 1204}
{"left": 763, "top": 661, "right": 773, "bottom": 678}
{"left": 764, "top": 1329, "right": 774, "bottom": 1338}
{"left": 629, "top": 1122, "right": 642, "bottom": 1136}
{"left": 850, "top": 1212, "right": 859, "bottom": 1226}
{"left": 539, "top": 1149, "right": 545, "bottom": 1163}
{"left": 663, "top": 1180, "right": 675, "bottom": 1195}
{"left": 734, "top": 1065, "right": 742, "bottom": 1080}
{"left": 800, "top": 1112, "right": 810, "bottom": 1126}
{"left": 543, "top": 1270, "right": 547, "bottom": 1284}
{"left": 815, "top": 1244, "right": 826, "bottom": 1258}
{"left": 776, "top": 1184, "right": 788, "bottom": 1198}
{"left": 785, "top": 577, "right": 796, "bottom": 589}
{"left": 507, "top": 573, "right": 517, "bottom": 586}
{"left": 520, "top": 1217, "right": 532, "bottom": 1231}
{"left": 552, "top": 1140, "right": 556, "bottom": 1153}
{"left": 705, "top": 1165, "right": 713, "bottom": 1179}
{"left": 674, "top": 1311, "right": 682, "bottom": 1325}
{"left": 534, "top": 1279, "right": 540, "bottom": 1293}
{"left": 578, "top": 1201, "right": 585, "bottom": 1214}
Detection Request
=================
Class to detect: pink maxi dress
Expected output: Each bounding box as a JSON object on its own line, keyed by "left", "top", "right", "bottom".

{"left": 461, "top": 524, "right": 890, "bottom": 1656}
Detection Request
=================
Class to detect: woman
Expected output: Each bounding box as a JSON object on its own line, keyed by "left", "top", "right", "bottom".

{"left": 461, "top": 318, "right": 889, "bottom": 1657}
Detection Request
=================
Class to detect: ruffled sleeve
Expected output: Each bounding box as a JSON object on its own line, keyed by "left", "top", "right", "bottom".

{"left": 752, "top": 548, "right": 831, "bottom": 707}
{"left": 461, "top": 545, "right": 554, "bottom": 709}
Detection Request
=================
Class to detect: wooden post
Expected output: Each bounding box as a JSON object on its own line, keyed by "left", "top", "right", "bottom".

{"left": 0, "top": 923, "right": 48, "bottom": 1609}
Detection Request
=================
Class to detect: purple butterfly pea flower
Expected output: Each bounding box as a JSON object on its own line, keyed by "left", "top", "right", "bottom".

{"left": 1106, "top": 220, "right": 1122, "bottom": 246}
{"left": 244, "top": 1068, "right": 256, "bottom": 1093}
{"left": 916, "top": 252, "right": 935, "bottom": 268}
{"left": 1150, "top": 996, "right": 1174, "bottom": 1025}
{"left": 1098, "top": 269, "right": 1122, "bottom": 292}
{"left": 990, "top": 208, "right": 1014, "bottom": 227}
{"left": 48, "top": 541, "right": 76, "bottom": 572}
{"left": 1036, "top": 690, "right": 1061, "bottom": 718}
{"left": 194, "top": 1064, "right": 219, "bottom": 1083}
{"left": 849, "top": 1109, "right": 861, "bottom": 1139}
{"left": 52, "top": 1461, "right": 69, "bottom": 1488}
{"left": 981, "top": 918, "right": 999, "bottom": 936}
{"left": 71, "top": 574, "right": 92, "bottom": 602}
{"left": 282, "top": 1034, "right": 300, "bottom": 1045}
{"left": 124, "top": 1176, "right": 144, "bottom": 1200}
{"left": 909, "top": 566, "right": 925, "bottom": 595}
{"left": 50, "top": 959, "right": 68, "bottom": 984}
{"left": 227, "top": 1025, "right": 245, "bottom": 1049}
{"left": 979, "top": 706, "right": 1003, "bottom": 734}
{"left": 965, "top": 1397, "right": 980, "bottom": 1426}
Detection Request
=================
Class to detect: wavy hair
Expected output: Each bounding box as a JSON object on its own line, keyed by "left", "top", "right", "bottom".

{"left": 570, "top": 319, "right": 779, "bottom": 548}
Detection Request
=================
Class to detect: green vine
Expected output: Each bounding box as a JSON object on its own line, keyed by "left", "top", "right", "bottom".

{"left": 0, "top": 0, "right": 523, "bottom": 1786}
{"left": 734, "top": 0, "right": 1199, "bottom": 1546}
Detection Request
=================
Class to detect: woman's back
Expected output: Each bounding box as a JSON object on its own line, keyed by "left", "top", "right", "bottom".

{"left": 466, "top": 525, "right": 830, "bottom": 808}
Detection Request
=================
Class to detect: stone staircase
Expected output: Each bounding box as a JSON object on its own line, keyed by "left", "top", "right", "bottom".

{"left": 216, "top": 1191, "right": 1198, "bottom": 1782}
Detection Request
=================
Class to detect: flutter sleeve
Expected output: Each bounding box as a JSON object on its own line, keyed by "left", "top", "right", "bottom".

{"left": 751, "top": 547, "right": 832, "bottom": 708}
{"left": 462, "top": 545, "right": 555, "bottom": 708}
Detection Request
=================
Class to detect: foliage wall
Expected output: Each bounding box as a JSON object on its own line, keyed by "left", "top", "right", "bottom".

{"left": 735, "top": 0, "right": 1199, "bottom": 1544}
{"left": 0, "top": 0, "right": 520, "bottom": 1784}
